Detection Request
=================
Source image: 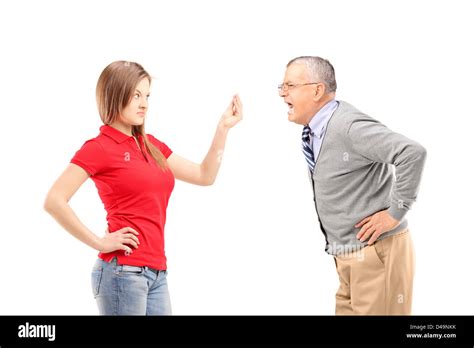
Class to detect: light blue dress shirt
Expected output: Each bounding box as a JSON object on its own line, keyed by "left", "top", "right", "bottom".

{"left": 307, "top": 99, "right": 339, "bottom": 168}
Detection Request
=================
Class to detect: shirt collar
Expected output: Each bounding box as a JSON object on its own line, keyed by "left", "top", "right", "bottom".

{"left": 307, "top": 99, "right": 339, "bottom": 139}
{"left": 100, "top": 125, "right": 136, "bottom": 144}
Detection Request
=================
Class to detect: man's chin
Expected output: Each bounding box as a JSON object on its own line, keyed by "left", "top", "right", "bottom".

{"left": 288, "top": 112, "right": 302, "bottom": 125}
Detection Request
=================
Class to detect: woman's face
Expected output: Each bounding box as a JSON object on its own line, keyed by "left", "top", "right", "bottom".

{"left": 120, "top": 77, "right": 150, "bottom": 126}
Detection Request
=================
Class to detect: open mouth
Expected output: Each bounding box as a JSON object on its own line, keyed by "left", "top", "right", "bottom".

{"left": 286, "top": 102, "right": 294, "bottom": 114}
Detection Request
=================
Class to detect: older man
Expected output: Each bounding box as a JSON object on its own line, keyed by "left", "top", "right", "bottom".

{"left": 279, "top": 56, "right": 426, "bottom": 315}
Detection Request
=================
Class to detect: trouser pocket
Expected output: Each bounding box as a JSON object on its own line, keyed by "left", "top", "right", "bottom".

{"left": 91, "top": 263, "right": 104, "bottom": 298}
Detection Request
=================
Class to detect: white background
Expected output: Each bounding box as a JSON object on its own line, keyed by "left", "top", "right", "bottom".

{"left": 0, "top": 0, "right": 473, "bottom": 315}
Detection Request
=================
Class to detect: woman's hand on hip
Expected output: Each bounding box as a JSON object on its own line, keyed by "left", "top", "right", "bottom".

{"left": 99, "top": 227, "right": 140, "bottom": 255}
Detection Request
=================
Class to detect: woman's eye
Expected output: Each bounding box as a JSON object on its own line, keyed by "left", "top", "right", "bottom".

{"left": 134, "top": 94, "right": 140, "bottom": 99}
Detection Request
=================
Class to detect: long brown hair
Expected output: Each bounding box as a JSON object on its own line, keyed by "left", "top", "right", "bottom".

{"left": 96, "top": 61, "right": 168, "bottom": 170}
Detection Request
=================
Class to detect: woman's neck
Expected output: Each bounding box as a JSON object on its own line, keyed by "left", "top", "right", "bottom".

{"left": 109, "top": 121, "right": 133, "bottom": 136}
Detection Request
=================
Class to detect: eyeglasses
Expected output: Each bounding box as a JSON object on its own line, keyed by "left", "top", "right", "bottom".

{"left": 277, "top": 82, "right": 320, "bottom": 92}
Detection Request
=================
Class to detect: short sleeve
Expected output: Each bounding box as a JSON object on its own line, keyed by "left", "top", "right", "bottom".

{"left": 70, "top": 139, "right": 107, "bottom": 176}
{"left": 147, "top": 134, "right": 173, "bottom": 159}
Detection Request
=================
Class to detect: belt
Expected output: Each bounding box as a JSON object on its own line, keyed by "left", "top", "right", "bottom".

{"left": 121, "top": 264, "right": 164, "bottom": 275}
{"left": 108, "top": 257, "right": 165, "bottom": 275}
{"left": 144, "top": 266, "right": 164, "bottom": 275}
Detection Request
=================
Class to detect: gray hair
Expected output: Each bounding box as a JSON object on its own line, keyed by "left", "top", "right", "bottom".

{"left": 287, "top": 56, "right": 337, "bottom": 93}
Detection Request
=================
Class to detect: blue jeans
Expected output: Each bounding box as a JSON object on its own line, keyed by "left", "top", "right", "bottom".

{"left": 91, "top": 257, "right": 172, "bottom": 315}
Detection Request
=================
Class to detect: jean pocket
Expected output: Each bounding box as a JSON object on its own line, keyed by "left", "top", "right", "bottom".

{"left": 91, "top": 268, "right": 103, "bottom": 297}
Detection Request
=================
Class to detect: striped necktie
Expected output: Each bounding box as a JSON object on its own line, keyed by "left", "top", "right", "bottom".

{"left": 302, "top": 125, "right": 315, "bottom": 172}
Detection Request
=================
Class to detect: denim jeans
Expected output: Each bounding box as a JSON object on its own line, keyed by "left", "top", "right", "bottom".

{"left": 91, "top": 257, "right": 172, "bottom": 315}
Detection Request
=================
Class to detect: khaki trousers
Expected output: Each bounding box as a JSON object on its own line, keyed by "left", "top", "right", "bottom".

{"left": 334, "top": 229, "right": 414, "bottom": 315}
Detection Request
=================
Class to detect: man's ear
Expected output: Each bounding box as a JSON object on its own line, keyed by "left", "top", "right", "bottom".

{"left": 312, "top": 83, "right": 326, "bottom": 101}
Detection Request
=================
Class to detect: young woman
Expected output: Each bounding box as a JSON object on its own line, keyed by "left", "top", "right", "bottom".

{"left": 44, "top": 61, "right": 242, "bottom": 315}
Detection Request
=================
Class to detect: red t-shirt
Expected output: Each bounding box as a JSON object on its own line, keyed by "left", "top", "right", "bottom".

{"left": 71, "top": 125, "right": 175, "bottom": 270}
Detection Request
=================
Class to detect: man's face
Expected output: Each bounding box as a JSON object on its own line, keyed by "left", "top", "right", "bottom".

{"left": 279, "top": 63, "right": 318, "bottom": 125}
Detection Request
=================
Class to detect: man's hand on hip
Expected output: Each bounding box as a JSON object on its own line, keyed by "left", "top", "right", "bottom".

{"left": 355, "top": 210, "right": 400, "bottom": 245}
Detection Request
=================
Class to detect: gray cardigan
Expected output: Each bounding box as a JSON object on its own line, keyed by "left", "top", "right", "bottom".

{"left": 310, "top": 101, "right": 427, "bottom": 255}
